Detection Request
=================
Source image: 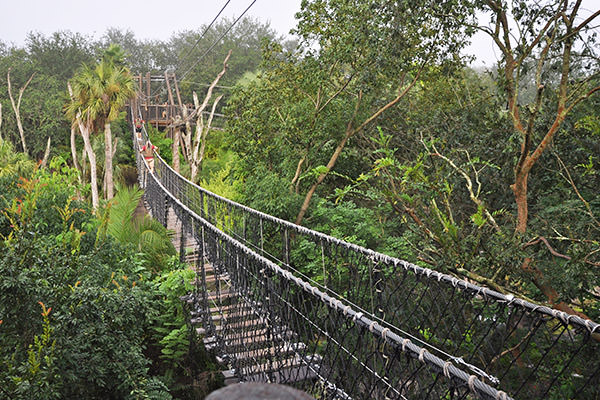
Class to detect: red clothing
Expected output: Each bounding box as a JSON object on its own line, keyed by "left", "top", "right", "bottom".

{"left": 141, "top": 145, "right": 156, "bottom": 159}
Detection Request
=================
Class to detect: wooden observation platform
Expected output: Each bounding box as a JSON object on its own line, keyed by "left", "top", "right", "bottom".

{"left": 131, "top": 72, "right": 193, "bottom": 128}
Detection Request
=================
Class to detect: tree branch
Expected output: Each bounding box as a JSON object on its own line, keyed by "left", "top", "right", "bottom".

{"left": 428, "top": 143, "right": 501, "bottom": 233}
{"left": 554, "top": 151, "right": 600, "bottom": 228}
{"left": 524, "top": 236, "right": 571, "bottom": 260}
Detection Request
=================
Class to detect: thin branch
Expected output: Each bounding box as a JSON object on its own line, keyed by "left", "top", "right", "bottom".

{"left": 565, "top": 84, "right": 600, "bottom": 114}
{"left": 553, "top": 151, "right": 600, "bottom": 228}
{"left": 317, "top": 72, "right": 355, "bottom": 113}
{"left": 428, "top": 143, "right": 501, "bottom": 233}
{"left": 524, "top": 236, "right": 571, "bottom": 260}
{"left": 490, "top": 326, "right": 537, "bottom": 366}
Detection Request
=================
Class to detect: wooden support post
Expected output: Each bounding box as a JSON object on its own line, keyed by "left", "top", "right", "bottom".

{"left": 145, "top": 72, "right": 151, "bottom": 109}
{"left": 165, "top": 72, "right": 175, "bottom": 106}
{"left": 173, "top": 74, "right": 183, "bottom": 108}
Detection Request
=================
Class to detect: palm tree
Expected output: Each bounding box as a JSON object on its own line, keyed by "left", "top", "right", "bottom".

{"left": 0, "top": 136, "right": 35, "bottom": 178}
{"left": 107, "top": 186, "right": 176, "bottom": 271}
{"left": 94, "top": 57, "right": 135, "bottom": 200}
{"left": 66, "top": 45, "right": 135, "bottom": 208}
{"left": 66, "top": 68, "right": 101, "bottom": 210}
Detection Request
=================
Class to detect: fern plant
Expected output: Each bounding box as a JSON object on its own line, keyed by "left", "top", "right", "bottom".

{"left": 106, "top": 186, "right": 176, "bottom": 272}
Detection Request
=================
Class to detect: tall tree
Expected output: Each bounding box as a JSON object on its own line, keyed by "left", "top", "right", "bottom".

{"left": 67, "top": 47, "right": 134, "bottom": 203}
{"left": 475, "top": 0, "right": 600, "bottom": 314}
{"left": 95, "top": 49, "right": 135, "bottom": 200}
{"left": 66, "top": 79, "right": 99, "bottom": 210}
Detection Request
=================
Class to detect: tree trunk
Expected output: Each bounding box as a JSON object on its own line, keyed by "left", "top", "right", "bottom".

{"left": 295, "top": 129, "right": 353, "bottom": 225}
{"left": 79, "top": 121, "right": 99, "bottom": 210}
{"left": 7, "top": 69, "right": 34, "bottom": 155}
{"left": 104, "top": 122, "right": 114, "bottom": 200}
{"left": 290, "top": 155, "right": 306, "bottom": 194}
{"left": 511, "top": 171, "right": 529, "bottom": 234}
{"left": 190, "top": 163, "right": 199, "bottom": 183}
{"left": 173, "top": 126, "right": 180, "bottom": 173}
{"left": 70, "top": 126, "right": 82, "bottom": 184}
{"left": 40, "top": 137, "right": 51, "bottom": 168}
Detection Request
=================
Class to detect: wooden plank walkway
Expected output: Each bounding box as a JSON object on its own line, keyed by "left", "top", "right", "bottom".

{"left": 152, "top": 202, "right": 320, "bottom": 386}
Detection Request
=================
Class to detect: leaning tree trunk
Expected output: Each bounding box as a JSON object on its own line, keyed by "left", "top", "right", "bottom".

{"left": 295, "top": 129, "right": 353, "bottom": 225}
{"left": 70, "top": 125, "right": 82, "bottom": 184}
{"left": 7, "top": 69, "right": 34, "bottom": 155}
{"left": 104, "top": 122, "right": 114, "bottom": 200}
{"left": 78, "top": 120, "right": 99, "bottom": 210}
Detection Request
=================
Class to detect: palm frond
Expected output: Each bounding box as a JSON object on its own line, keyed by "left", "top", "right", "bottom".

{"left": 106, "top": 186, "right": 143, "bottom": 243}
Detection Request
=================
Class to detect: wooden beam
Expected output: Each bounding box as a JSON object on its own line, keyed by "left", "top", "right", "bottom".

{"left": 165, "top": 71, "right": 175, "bottom": 106}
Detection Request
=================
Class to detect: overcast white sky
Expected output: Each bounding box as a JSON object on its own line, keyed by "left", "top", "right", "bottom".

{"left": 0, "top": 0, "right": 597, "bottom": 67}
{"left": 0, "top": 0, "right": 302, "bottom": 44}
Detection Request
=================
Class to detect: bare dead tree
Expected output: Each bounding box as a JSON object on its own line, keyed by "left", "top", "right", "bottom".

{"left": 7, "top": 68, "right": 34, "bottom": 154}
{"left": 40, "top": 137, "right": 51, "bottom": 168}
{"left": 181, "top": 50, "right": 231, "bottom": 183}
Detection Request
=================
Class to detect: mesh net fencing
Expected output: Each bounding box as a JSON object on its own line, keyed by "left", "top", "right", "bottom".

{"left": 133, "top": 109, "right": 600, "bottom": 400}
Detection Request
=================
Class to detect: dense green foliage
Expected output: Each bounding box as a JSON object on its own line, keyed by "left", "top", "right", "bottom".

{"left": 1, "top": 1, "right": 599, "bottom": 397}
{"left": 224, "top": 0, "right": 600, "bottom": 321}
{"left": 0, "top": 147, "right": 220, "bottom": 399}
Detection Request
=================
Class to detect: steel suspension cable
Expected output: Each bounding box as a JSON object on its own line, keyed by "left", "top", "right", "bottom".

{"left": 179, "top": 0, "right": 259, "bottom": 81}
{"left": 176, "top": 0, "right": 233, "bottom": 72}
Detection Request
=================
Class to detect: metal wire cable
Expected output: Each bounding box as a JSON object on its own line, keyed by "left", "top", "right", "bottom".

{"left": 179, "top": 0, "right": 259, "bottom": 81}
{"left": 176, "top": 0, "right": 233, "bottom": 72}
{"left": 131, "top": 105, "right": 599, "bottom": 400}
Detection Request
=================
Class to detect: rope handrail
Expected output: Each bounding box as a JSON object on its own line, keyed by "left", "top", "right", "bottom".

{"left": 139, "top": 143, "right": 513, "bottom": 400}
{"left": 143, "top": 111, "right": 600, "bottom": 336}
{"left": 131, "top": 105, "right": 600, "bottom": 399}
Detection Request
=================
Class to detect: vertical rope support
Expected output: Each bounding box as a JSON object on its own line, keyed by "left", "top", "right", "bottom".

{"left": 283, "top": 227, "right": 290, "bottom": 266}
{"left": 179, "top": 210, "right": 186, "bottom": 264}
{"left": 262, "top": 257, "right": 275, "bottom": 383}
{"left": 260, "top": 217, "right": 264, "bottom": 254}
{"left": 163, "top": 196, "right": 169, "bottom": 227}
{"left": 321, "top": 240, "right": 327, "bottom": 286}
{"left": 242, "top": 213, "right": 247, "bottom": 242}
{"left": 199, "top": 224, "right": 209, "bottom": 329}
{"left": 373, "top": 260, "right": 385, "bottom": 323}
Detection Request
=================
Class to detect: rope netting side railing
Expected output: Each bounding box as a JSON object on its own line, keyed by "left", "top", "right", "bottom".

{"left": 139, "top": 152, "right": 511, "bottom": 400}
{"left": 130, "top": 107, "right": 599, "bottom": 399}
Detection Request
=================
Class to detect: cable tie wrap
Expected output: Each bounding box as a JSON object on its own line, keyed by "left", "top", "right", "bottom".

{"left": 443, "top": 361, "right": 452, "bottom": 378}
{"left": 495, "top": 390, "right": 508, "bottom": 400}
{"left": 418, "top": 348, "right": 428, "bottom": 362}
{"left": 369, "top": 321, "right": 376, "bottom": 333}
{"left": 468, "top": 375, "right": 477, "bottom": 393}
{"left": 353, "top": 312, "right": 364, "bottom": 323}
{"left": 381, "top": 327, "right": 389, "bottom": 341}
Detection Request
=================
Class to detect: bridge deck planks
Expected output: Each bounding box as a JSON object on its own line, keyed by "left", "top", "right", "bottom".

{"left": 150, "top": 204, "right": 319, "bottom": 386}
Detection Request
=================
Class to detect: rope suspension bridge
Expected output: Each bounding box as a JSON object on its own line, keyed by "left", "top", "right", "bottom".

{"left": 131, "top": 106, "right": 600, "bottom": 400}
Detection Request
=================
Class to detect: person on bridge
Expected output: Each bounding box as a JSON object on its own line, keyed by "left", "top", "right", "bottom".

{"left": 134, "top": 118, "right": 145, "bottom": 150}
{"left": 140, "top": 140, "right": 158, "bottom": 173}
{"left": 134, "top": 118, "right": 144, "bottom": 132}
